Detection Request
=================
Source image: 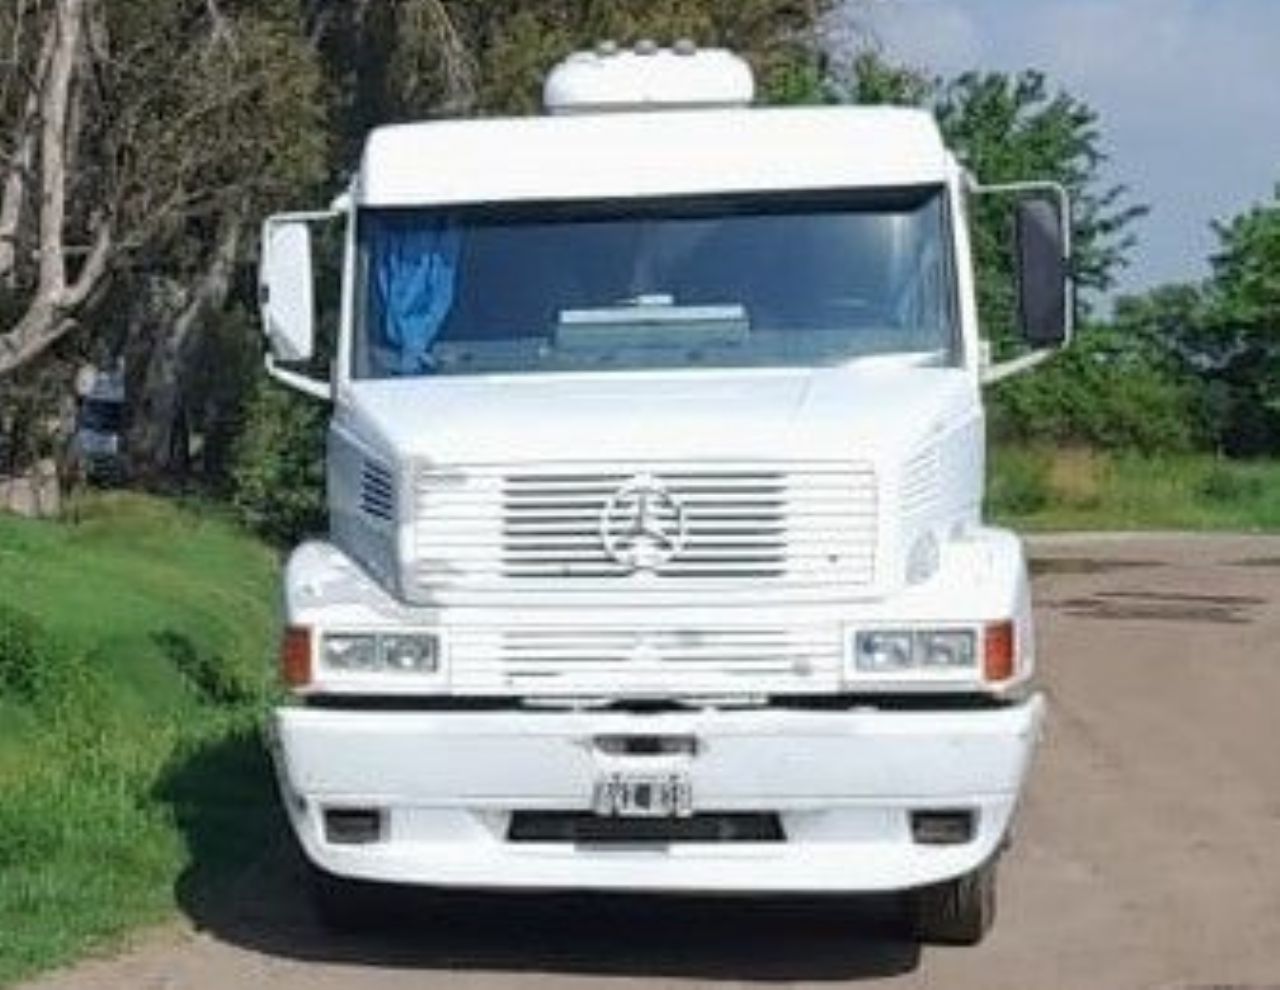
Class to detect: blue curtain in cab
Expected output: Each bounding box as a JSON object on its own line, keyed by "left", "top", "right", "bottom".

{"left": 369, "top": 214, "right": 460, "bottom": 374}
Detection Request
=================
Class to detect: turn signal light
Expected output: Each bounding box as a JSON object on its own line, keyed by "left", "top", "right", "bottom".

{"left": 983, "top": 621, "right": 1016, "bottom": 683}
{"left": 281, "top": 626, "right": 313, "bottom": 688}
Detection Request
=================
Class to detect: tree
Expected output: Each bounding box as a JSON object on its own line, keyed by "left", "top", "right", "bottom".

{"left": 0, "top": 0, "right": 110, "bottom": 374}
{"left": 1132, "top": 186, "right": 1280, "bottom": 456}
{"left": 307, "top": 0, "right": 838, "bottom": 130}
{"left": 934, "top": 72, "right": 1146, "bottom": 350}
{"left": 1203, "top": 187, "right": 1280, "bottom": 454}
{"left": 0, "top": 0, "right": 327, "bottom": 476}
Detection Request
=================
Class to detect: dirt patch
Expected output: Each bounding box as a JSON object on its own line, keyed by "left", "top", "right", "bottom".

{"left": 1031, "top": 557, "right": 1163, "bottom": 577}
{"left": 1043, "top": 590, "right": 1260, "bottom": 625}
{"left": 1228, "top": 556, "right": 1280, "bottom": 569}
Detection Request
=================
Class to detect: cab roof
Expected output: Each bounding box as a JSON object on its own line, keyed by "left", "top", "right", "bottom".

{"left": 356, "top": 106, "right": 951, "bottom": 208}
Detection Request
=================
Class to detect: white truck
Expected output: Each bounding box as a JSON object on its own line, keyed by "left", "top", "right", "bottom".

{"left": 259, "top": 45, "right": 1071, "bottom": 945}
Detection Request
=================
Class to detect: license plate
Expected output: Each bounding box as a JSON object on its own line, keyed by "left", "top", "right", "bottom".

{"left": 592, "top": 773, "right": 693, "bottom": 818}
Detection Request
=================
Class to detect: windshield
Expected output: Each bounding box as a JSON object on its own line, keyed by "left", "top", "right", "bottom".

{"left": 353, "top": 188, "right": 958, "bottom": 378}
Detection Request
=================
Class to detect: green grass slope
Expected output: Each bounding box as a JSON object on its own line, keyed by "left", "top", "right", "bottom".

{"left": 0, "top": 495, "right": 280, "bottom": 986}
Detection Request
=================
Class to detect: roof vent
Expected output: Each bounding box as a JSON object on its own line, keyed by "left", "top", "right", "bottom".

{"left": 544, "top": 46, "right": 755, "bottom": 115}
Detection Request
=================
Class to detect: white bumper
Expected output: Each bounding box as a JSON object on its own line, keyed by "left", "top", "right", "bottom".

{"left": 271, "top": 695, "right": 1044, "bottom": 894}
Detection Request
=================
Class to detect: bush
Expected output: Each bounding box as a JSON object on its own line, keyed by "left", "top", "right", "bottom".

{"left": 990, "top": 327, "right": 1201, "bottom": 454}
{"left": 230, "top": 377, "right": 327, "bottom": 545}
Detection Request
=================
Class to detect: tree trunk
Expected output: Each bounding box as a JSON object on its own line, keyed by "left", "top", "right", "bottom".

{"left": 0, "top": 0, "right": 113, "bottom": 376}
{"left": 0, "top": 19, "right": 55, "bottom": 286}
{"left": 129, "top": 213, "right": 243, "bottom": 479}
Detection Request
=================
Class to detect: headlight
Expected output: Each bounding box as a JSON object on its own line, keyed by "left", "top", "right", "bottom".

{"left": 918, "top": 630, "right": 976, "bottom": 669}
{"left": 321, "top": 632, "right": 440, "bottom": 674}
{"left": 380, "top": 634, "right": 439, "bottom": 672}
{"left": 853, "top": 628, "right": 977, "bottom": 674}
{"left": 323, "top": 634, "right": 379, "bottom": 671}
{"left": 854, "top": 631, "right": 915, "bottom": 672}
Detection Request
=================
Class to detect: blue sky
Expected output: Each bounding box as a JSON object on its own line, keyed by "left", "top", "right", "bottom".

{"left": 849, "top": 0, "right": 1280, "bottom": 297}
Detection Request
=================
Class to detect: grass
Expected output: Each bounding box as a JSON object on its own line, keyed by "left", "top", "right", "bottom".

{"left": 989, "top": 446, "right": 1280, "bottom": 532}
{"left": 0, "top": 494, "right": 280, "bottom": 987}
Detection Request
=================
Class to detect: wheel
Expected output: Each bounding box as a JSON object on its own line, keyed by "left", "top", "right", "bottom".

{"left": 305, "top": 860, "right": 395, "bottom": 933}
{"left": 908, "top": 857, "right": 998, "bottom": 946}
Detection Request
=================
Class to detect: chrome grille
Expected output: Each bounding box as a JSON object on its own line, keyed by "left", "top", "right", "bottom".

{"left": 412, "top": 462, "right": 877, "bottom": 597}
{"left": 502, "top": 471, "right": 789, "bottom": 579}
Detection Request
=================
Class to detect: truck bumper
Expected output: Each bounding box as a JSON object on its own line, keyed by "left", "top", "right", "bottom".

{"left": 270, "top": 695, "right": 1044, "bottom": 894}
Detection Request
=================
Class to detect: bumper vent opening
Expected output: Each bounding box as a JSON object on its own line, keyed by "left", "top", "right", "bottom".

{"left": 324, "top": 807, "right": 385, "bottom": 845}
{"left": 507, "top": 812, "right": 784, "bottom": 845}
{"left": 910, "top": 809, "right": 976, "bottom": 845}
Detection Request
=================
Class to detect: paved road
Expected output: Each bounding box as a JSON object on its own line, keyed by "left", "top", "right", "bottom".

{"left": 25, "top": 535, "right": 1280, "bottom": 990}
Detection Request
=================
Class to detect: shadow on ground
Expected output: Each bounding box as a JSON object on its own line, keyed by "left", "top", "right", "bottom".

{"left": 157, "top": 732, "right": 922, "bottom": 983}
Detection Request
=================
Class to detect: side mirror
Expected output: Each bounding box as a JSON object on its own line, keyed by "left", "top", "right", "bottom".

{"left": 1014, "top": 198, "right": 1071, "bottom": 348}
{"left": 260, "top": 219, "right": 316, "bottom": 363}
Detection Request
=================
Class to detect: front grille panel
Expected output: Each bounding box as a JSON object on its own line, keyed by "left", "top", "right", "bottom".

{"left": 447, "top": 624, "right": 843, "bottom": 694}
{"left": 502, "top": 471, "right": 790, "bottom": 579}
{"left": 412, "top": 462, "right": 877, "bottom": 597}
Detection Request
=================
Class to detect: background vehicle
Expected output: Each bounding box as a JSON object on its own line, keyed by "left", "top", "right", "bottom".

{"left": 72, "top": 364, "right": 126, "bottom": 485}
{"left": 259, "top": 44, "right": 1071, "bottom": 945}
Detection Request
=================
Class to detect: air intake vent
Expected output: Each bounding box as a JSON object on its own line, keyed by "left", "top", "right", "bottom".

{"left": 901, "top": 445, "right": 941, "bottom": 518}
{"left": 359, "top": 460, "right": 395, "bottom": 522}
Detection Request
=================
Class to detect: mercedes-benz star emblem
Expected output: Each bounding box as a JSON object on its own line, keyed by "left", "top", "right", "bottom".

{"left": 600, "top": 475, "right": 687, "bottom": 572}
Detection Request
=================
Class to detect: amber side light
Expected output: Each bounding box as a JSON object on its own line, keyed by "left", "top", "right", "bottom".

{"left": 983, "top": 621, "right": 1016, "bottom": 683}
{"left": 281, "top": 626, "right": 313, "bottom": 688}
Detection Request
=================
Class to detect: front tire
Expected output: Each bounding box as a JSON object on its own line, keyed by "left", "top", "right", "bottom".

{"left": 908, "top": 857, "right": 998, "bottom": 946}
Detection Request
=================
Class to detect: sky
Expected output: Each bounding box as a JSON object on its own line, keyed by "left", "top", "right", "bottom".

{"left": 850, "top": 0, "right": 1280, "bottom": 298}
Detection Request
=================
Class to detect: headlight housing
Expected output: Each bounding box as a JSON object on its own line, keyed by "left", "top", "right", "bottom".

{"left": 854, "top": 628, "right": 976, "bottom": 674}
{"left": 321, "top": 631, "right": 440, "bottom": 675}
{"left": 850, "top": 622, "right": 1019, "bottom": 687}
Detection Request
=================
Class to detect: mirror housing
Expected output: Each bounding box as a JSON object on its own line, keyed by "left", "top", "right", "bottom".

{"left": 260, "top": 219, "right": 317, "bottom": 363}
{"left": 1014, "top": 197, "right": 1071, "bottom": 348}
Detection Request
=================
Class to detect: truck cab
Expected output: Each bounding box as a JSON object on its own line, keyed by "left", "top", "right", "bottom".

{"left": 260, "top": 45, "right": 1070, "bottom": 945}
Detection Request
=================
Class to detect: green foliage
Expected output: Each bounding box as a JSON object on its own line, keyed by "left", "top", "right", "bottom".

{"left": 0, "top": 495, "right": 279, "bottom": 985}
{"left": 990, "top": 325, "right": 1200, "bottom": 453}
{"left": 230, "top": 380, "right": 328, "bottom": 544}
{"left": 1198, "top": 186, "right": 1280, "bottom": 454}
{"left": 1109, "top": 185, "right": 1280, "bottom": 456}
{"left": 314, "top": 0, "right": 835, "bottom": 131}
{"left": 934, "top": 72, "right": 1146, "bottom": 348}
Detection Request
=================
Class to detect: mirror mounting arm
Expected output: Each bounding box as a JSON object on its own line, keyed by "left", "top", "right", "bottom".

{"left": 968, "top": 178, "right": 1073, "bottom": 258}
{"left": 265, "top": 354, "right": 331, "bottom": 401}
{"left": 969, "top": 177, "right": 1073, "bottom": 382}
{"left": 981, "top": 348, "right": 1055, "bottom": 385}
